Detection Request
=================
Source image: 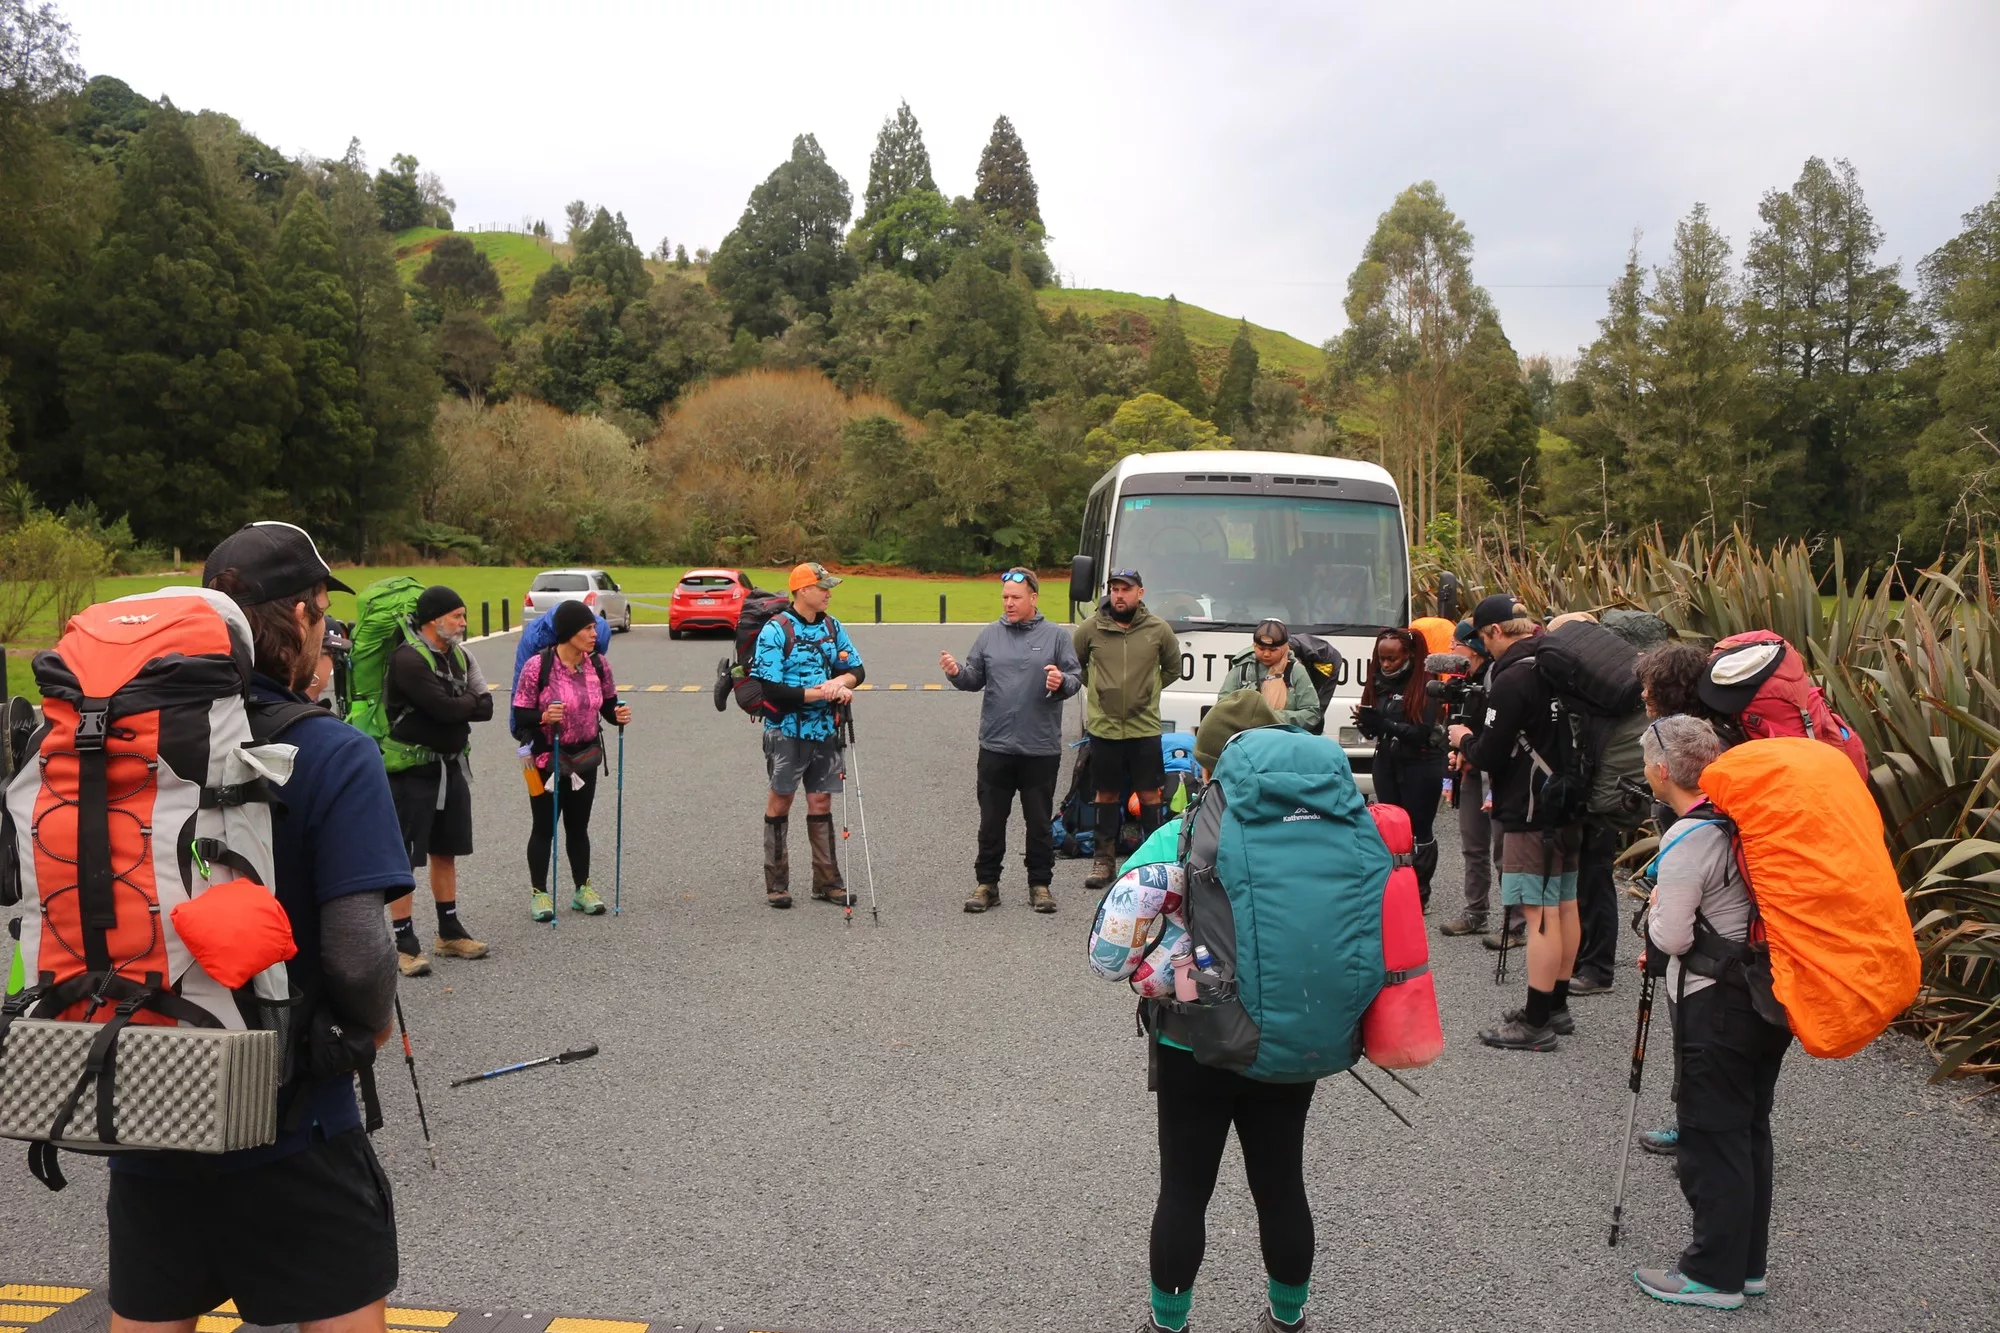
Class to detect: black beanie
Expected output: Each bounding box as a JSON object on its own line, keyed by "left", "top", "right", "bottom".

{"left": 549, "top": 598, "right": 596, "bottom": 644}
{"left": 414, "top": 584, "right": 464, "bottom": 627}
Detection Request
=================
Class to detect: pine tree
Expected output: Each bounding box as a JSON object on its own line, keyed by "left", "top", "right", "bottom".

{"left": 414, "top": 234, "right": 502, "bottom": 314}
{"left": 1554, "top": 238, "right": 1649, "bottom": 529}
{"left": 860, "top": 100, "right": 937, "bottom": 228}
{"left": 709, "top": 134, "right": 855, "bottom": 337}
{"left": 61, "top": 109, "right": 296, "bottom": 548}
{"left": 1905, "top": 183, "right": 2000, "bottom": 554}
{"left": 973, "top": 114, "right": 1041, "bottom": 231}
{"left": 1211, "top": 319, "right": 1258, "bottom": 432}
{"left": 1145, "top": 295, "right": 1207, "bottom": 417}
{"left": 271, "top": 191, "right": 370, "bottom": 535}
{"left": 569, "top": 207, "right": 652, "bottom": 311}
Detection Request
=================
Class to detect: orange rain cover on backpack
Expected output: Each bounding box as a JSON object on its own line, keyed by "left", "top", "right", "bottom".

{"left": 1409, "top": 617, "right": 1457, "bottom": 659}
{"left": 1702, "top": 737, "right": 1919, "bottom": 1059}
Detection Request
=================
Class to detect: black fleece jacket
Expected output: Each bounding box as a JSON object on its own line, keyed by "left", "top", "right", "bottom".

{"left": 385, "top": 637, "right": 493, "bottom": 754}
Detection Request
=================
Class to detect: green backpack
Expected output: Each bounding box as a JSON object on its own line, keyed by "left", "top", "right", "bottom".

{"left": 345, "top": 576, "right": 464, "bottom": 773}
{"left": 1174, "top": 725, "right": 1390, "bottom": 1082}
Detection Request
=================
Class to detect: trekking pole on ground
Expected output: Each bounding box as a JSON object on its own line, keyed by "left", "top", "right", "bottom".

{"left": 1347, "top": 1068, "right": 1413, "bottom": 1127}
{"left": 393, "top": 995, "right": 439, "bottom": 1171}
{"left": 845, "top": 709, "right": 880, "bottom": 925}
{"left": 1608, "top": 966, "right": 1659, "bottom": 1247}
{"left": 450, "top": 1043, "right": 600, "bottom": 1088}
{"left": 613, "top": 723, "right": 625, "bottom": 916}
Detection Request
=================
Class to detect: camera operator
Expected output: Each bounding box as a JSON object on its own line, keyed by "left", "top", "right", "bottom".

{"left": 1449, "top": 594, "right": 1581, "bottom": 1052}
{"left": 1354, "top": 628, "right": 1447, "bottom": 905}
{"left": 1435, "top": 620, "right": 1521, "bottom": 945}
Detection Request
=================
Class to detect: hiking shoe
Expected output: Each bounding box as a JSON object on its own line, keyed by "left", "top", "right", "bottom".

{"left": 1085, "top": 854, "right": 1118, "bottom": 891}
{"left": 1632, "top": 1267, "right": 1744, "bottom": 1310}
{"left": 433, "top": 935, "right": 488, "bottom": 959}
{"left": 965, "top": 883, "right": 1000, "bottom": 913}
{"left": 1254, "top": 1310, "right": 1306, "bottom": 1333}
{"left": 812, "top": 883, "right": 856, "bottom": 907}
{"left": 767, "top": 890, "right": 793, "bottom": 909}
{"left": 1482, "top": 928, "right": 1527, "bottom": 951}
{"left": 1478, "top": 1013, "right": 1559, "bottom": 1051}
{"left": 1640, "top": 1125, "right": 1680, "bottom": 1155}
{"left": 530, "top": 891, "right": 555, "bottom": 923}
{"left": 1438, "top": 914, "right": 1486, "bottom": 937}
{"left": 396, "top": 949, "right": 431, "bottom": 978}
{"left": 1505, "top": 1005, "right": 1574, "bottom": 1037}
{"left": 1743, "top": 1275, "right": 1767, "bottom": 1297}
{"left": 571, "top": 883, "right": 606, "bottom": 915}
{"left": 1133, "top": 1320, "right": 1184, "bottom": 1333}
{"left": 1029, "top": 884, "right": 1057, "bottom": 914}
{"left": 1569, "top": 971, "right": 1614, "bottom": 996}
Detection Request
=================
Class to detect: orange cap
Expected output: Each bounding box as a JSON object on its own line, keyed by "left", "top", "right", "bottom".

{"left": 788, "top": 561, "right": 843, "bottom": 593}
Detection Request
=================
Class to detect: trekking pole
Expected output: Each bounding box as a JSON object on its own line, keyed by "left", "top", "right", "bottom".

{"left": 1347, "top": 1068, "right": 1413, "bottom": 1128}
{"left": 613, "top": 724, "right": 625, "bottom": 916}
{"left": 846, "top": 709, "right": 880, "bottom": 925}
{"left": 1608, "top": 966, "right": 1659, "bottom": 1247}
{"left": 450, "top": 1043, "right": 600, "bottom": 1087}
{"left": 393, "top": 995, "right": 439, "bottom": 1171}
{"left": 547, "top": 731, "right": 562, "bottom": 930}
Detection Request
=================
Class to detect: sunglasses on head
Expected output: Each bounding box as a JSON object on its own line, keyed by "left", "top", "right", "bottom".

{"left": 1001, "top": 571, "right": 1031, "bottom": 584}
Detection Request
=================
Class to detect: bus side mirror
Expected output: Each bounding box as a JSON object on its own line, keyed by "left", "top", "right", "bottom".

{"left": 1437, "top": 572, "right": 1460, "bottom": 624}
{"left": 1069, "top": 554, "right": 1095, "bottom": 608}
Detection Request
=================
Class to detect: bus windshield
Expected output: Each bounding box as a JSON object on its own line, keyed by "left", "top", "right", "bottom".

{"left": 1108, "top": 492, "right": 1407, "bottom": 632}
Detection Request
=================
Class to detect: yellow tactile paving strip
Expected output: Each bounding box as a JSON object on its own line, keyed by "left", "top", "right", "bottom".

{"left": 503, "top": 682, "right": 968, "bottom": 695}
{"left": 387, "top": 1308, "right": 460, "bottom": 1328}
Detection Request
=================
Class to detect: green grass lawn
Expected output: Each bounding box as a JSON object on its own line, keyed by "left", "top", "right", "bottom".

{"left": 1036, "top": 288, "right": 1325, "bottom": 379}
{"left": 0, "top": 566, "right": 1063, "bottom": 705}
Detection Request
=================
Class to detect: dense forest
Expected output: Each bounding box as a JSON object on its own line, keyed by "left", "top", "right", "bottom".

{"left": 1, "top": 0, "right": 1995, "bottom": 579}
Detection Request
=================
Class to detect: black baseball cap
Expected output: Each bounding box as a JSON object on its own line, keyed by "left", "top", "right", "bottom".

{"left": 1253, "top": 618, "right": 1289, "bottom": 646}
{"left": 1107, "top": 568, "right": 1143, "bottom": 587}
{"left": 1471, "top": 593, "right": 1527, "bottom": 630}
{"left": 1453, "top": 618, "right": 1479, "bottom": 648}
{"left": 203, "top": 521, "right": 352, "bottom": 605}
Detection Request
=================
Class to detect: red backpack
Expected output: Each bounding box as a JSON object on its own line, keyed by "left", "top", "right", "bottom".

{"left": 1697, "top": 630, "right": 1868, "bottom": 781}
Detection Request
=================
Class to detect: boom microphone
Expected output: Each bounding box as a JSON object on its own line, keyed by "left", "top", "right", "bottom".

{"left": 1426, "top": 652, "right": 1470, "bottom": 676}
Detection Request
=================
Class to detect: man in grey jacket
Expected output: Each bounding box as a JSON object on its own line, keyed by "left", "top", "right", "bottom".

{"left": 942, "top": 567, "right": 1083, "bottom": 914}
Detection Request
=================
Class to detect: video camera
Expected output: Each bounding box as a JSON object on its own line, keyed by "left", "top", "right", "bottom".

{"left": 1422, "top": 651, "right": 1486, "bottom": 725}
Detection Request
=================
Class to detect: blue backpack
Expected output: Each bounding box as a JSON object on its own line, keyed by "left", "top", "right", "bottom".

{"left": 513, "top": 608, "right": 611, "bottom": 689}
{"left": 1174, "top": 725, "right": 1390, "bottom": 1082}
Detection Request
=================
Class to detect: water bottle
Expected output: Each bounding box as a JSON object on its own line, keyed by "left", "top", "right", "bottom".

{"left": 1192, "top": 943, "right": 1219, "bottom": 978}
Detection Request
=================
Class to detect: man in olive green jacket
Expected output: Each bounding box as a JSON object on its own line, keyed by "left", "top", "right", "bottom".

{"left": 1072, "top": 568, "right": 1183, "bottom": 889}
{"left": 1215, "top": 618, "right": 1324, "bottom": 733}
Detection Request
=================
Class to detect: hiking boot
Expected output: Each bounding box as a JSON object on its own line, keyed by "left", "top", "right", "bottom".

{"left": 1632, "top": 1268, "right": 1743, "bottom": 1310}
{"left": 1084, "top": 852, "right": 1118, "bottom": 892}
{"left": 1506, "top": 1005, "right": 1574, "bottom": 1037}
{"left": 530, "top": 891, "right": 555, "bottom": 923}
{"left": 396, "top": 949, "right": 431, "bottom": 978}
{"left": 1639, "top": 1125, "right": 1680, "bottom": 1155}
{"left": 1478, "top": 1013, "right": 1559, "bottom": 1051}
{"left": 1029, "top": 883, "right": 1057, "bottom": 914}
{"left": 1254, "top": 1310, "right": 1306, "bottom": 1333}
{"left": 433, "top": 935, "right": 489, "bottom": 959}
{"left": 764, "top": 813, "right": 791, "bottom": 908}
{"left": 1569, "top": 971, "right": 1614, "bottom": 996}
{"left": 1482, "top": 927, "right": 1527, "bottom": 951}
{"left": 571, "top": 883, "right": 606, "bottom": 915}
{"left": 964, "top": 883, "right": 1000, "bottom": 913}
{"left": 1133, "top": 1320, "right": 1184, "bottom": 1333}
{"left": 806, "top": 813, "right": 852, "bottom": 905}
{"left": 1438, "top": 914, "right": 1486, "bottom": 937}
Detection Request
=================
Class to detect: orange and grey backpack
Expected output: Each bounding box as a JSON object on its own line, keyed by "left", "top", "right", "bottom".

{"left": 0, "top": 588, "right": 319, "bottom": 1187}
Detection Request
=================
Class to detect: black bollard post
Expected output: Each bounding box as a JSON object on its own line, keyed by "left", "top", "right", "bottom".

{"left": 875, "top": 593, "right": 882, "bottom": 625}
{"left": 939, "top": 593, "right": 946, "bottom": 624}
{"left": 1, "top": 645, "right": 8, "bottom": 700}
{"left": 502, "top": 599, "right": 511, "bottom": 633}
{"left": 481, "top": 602, "right": 491, "bottom": 637}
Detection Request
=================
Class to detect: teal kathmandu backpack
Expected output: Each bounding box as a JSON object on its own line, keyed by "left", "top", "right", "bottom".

{"left": 1175, "top": 725, "right": 1391, "bottom": 1082}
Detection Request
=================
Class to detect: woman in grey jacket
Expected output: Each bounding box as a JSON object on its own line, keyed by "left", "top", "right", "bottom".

{"left": 941, "top": 568, "right": 1083, "bottom": 913}
{"left": 1214, "top": 619, "right": 1323, "bottom": 733}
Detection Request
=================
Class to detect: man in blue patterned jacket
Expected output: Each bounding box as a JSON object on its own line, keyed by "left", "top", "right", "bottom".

{"left": 753, "top": 562, "right": 866, "bottom": 909}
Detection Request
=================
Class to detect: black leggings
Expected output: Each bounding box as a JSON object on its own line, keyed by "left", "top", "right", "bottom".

{"left": 1151, "top": 1042, "right": 1317, "bottom": 1293}
{"left": 528, "top": 766, "right": 598, "bottom": 890}
{"left": 1371, "top": 748, "right": 1445, "bottom": 846}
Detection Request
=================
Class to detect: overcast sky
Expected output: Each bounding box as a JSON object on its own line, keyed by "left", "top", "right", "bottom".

{"left": 61, "top": 1, "right": 2000, "bottom": 360}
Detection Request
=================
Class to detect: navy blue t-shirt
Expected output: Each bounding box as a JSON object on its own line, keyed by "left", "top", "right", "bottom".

{"left": 111, "top": 676, "right": 413, "bottom": 1174}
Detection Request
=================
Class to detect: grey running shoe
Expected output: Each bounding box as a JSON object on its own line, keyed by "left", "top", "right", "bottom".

{"left": 1478, "top": 1013, "right": 1559, "bottom": 1051}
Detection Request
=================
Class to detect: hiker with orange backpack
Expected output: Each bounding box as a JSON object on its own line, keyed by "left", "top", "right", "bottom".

{"left": 0, "top": 522, "right": 410, "bottom": 1327}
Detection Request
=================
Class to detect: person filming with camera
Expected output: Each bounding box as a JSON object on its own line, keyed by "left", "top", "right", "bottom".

{"left": 1450, "top": 594, "right": 1582, "bottom": 1051}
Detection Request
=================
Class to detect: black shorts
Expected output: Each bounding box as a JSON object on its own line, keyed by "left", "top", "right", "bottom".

{"left": 390, "top": 758, "right": 474, "bottom": 866}
{"left": 1090, "top": 733, "right": 1166, "bottom": 797}
{"left": 108, "top": 1127, "right": 399, "bottom": 1324}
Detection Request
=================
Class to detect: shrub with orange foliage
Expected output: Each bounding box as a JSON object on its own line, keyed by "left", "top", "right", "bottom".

{"left": 648, "top": 368, "right": 920, "bottom": 565}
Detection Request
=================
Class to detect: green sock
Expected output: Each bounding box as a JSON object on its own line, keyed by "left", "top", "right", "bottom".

{"left": 1150, "top": 1283, "right": 1192, "bottom": 1331}
{"left": 1268, "top": 1277, "right": 1310, "bottom": 1326}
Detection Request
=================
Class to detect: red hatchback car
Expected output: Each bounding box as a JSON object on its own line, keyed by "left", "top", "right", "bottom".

{"left": 668, "top": 568, "right": 756, "bottom": 638}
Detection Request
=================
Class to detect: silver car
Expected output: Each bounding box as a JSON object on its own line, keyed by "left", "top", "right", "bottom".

{"left": 523, "top": 568, "right": 632, "bottom": 632}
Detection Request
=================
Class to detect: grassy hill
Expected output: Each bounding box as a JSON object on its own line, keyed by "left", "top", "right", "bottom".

{"left": 1036, "top": 288, "right": 1325, "bottom": 381}
{"left": 393, "top": 227, "right": 562, "bottom": 298}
